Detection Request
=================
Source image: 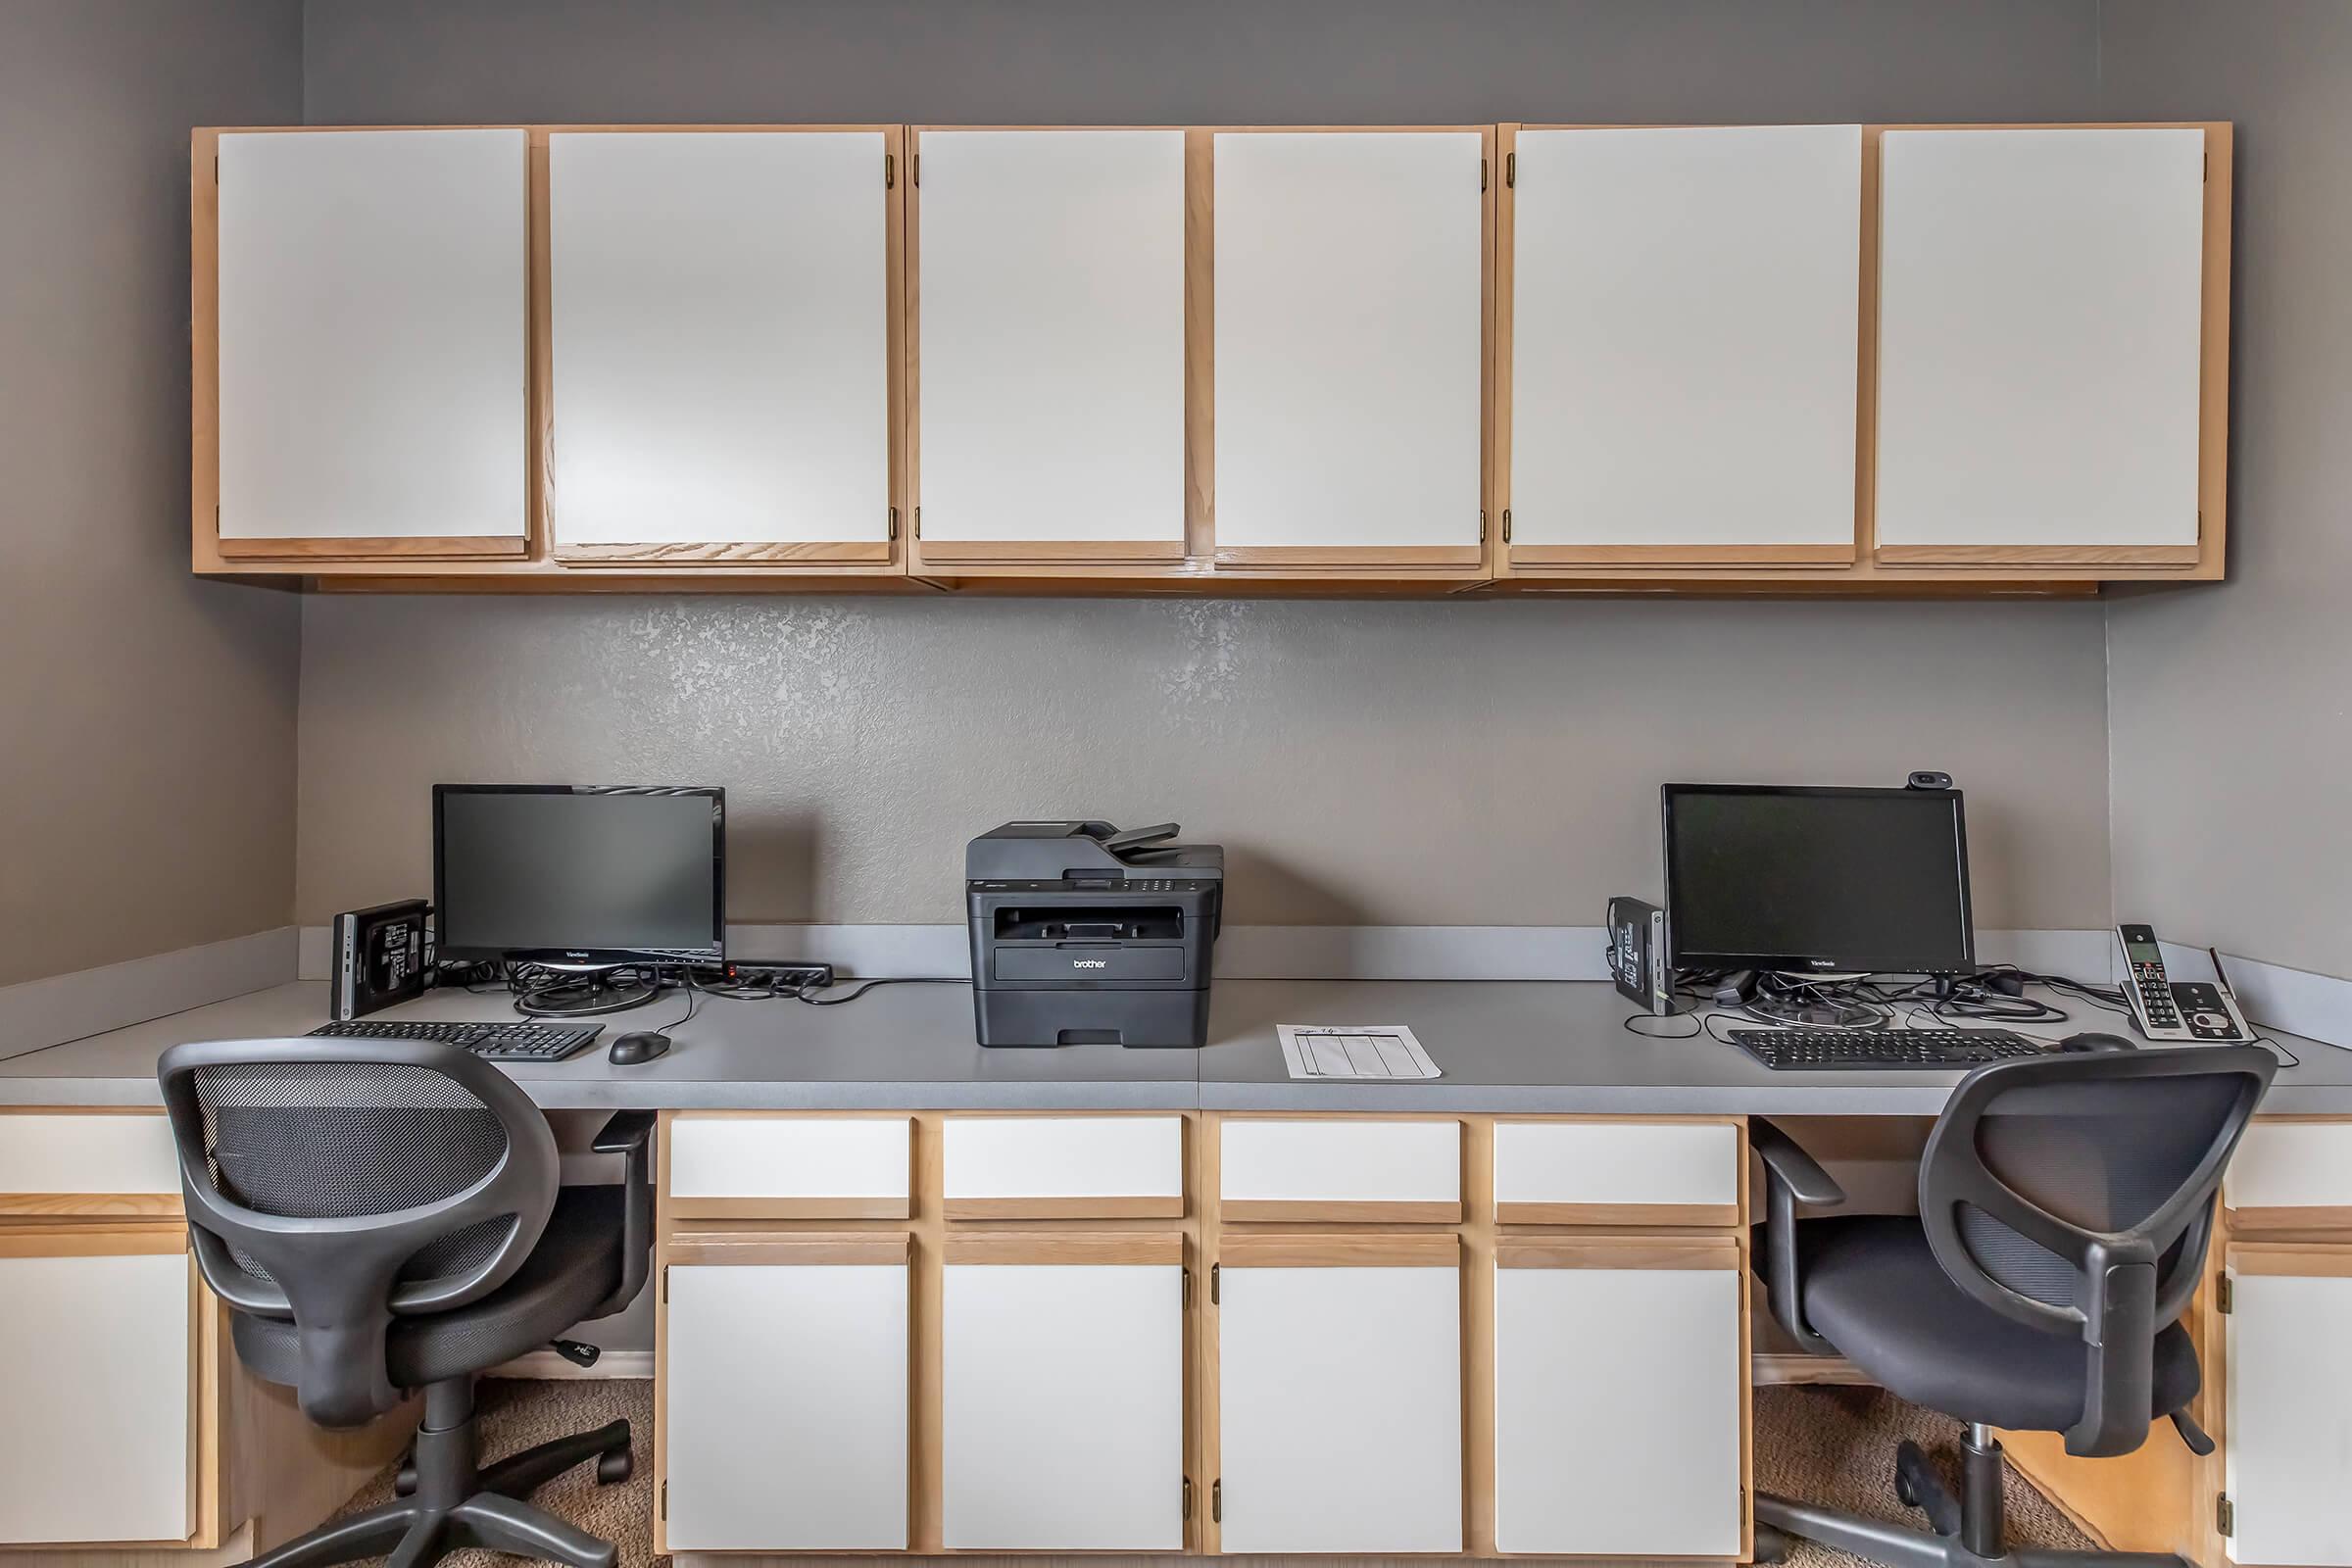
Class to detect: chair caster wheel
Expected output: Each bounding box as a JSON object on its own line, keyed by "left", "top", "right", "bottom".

{"left": 1752, "top": 1522, "right": 1792, "bottom": 1564}
{"left": 393, "top": 1460, "right": 417, "bottom": 1497}
{"left": 596, "top": 1446, "right": 633, "bottom": 1485}
{"left": 1894, "top": 1441, "right": 1924, "bottom": 1509}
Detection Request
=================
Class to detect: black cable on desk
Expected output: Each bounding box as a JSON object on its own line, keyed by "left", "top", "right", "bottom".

{"left": 793, "top": 976, "right": 963, "bottom": 1006}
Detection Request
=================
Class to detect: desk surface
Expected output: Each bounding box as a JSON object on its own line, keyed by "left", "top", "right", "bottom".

{"left": 5, "top": 977, "right": 2347, "bottom": 1114}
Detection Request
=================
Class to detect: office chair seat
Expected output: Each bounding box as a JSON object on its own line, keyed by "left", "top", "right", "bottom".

{"left": 233, "top": 1184, "right": 626, "bottom": 1392}
{"left": 1794, "top": 1214, "right": 2201, "bottom": 1434}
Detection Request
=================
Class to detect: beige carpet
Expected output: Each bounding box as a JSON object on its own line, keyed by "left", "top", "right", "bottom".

{"left": 334, "top": 1379, "right": 2092, "bottom": 1567}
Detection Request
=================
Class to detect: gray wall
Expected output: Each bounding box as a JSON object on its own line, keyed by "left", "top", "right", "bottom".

{"left": 293, "top": 0, "right": 2124, "bottom": 932}
{"left": 2099, "top": 3, "right": 2352, "bottom": 981}
{"left": 0, "top": 1, "right": 304, "bottom": 988}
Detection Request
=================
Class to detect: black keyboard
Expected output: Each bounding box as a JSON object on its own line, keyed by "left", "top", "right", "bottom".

{"left": 1727, "top": 1027, "right": 2047, "bottom": 1071}
{"left": 307, "top": 1019, "right": 604, "bottom": 1061}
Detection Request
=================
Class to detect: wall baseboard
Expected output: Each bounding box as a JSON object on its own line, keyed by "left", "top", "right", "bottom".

{"left": 298, "top": 920, "right": 2122, "bottom": 986}
{"left": 488, "top": 1349, "right": 654, "bottom": 1381}
{"left": 0, "top": 926, "right": 298, "bottom": 1062}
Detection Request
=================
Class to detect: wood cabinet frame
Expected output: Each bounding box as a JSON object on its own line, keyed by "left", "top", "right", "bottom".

{"left": 904, "top": 126, "right": 1191, "bottom": 572}
{"left": 193, "top": 120, "right": 2228, "bottom": 599}
{"left": 1864, "top": 122, "right": 2230, "bottom": 576}
{"left": 1491, "top": 123, "right": 1865, "bottom": 576}
{"left": 190, "top": 125, "right": 535, "bottom": 567}
{"left": 535, "top": 124, "right": 907, "bottom": 569}
{"left": 1197, "top": 125, "right": 1497, "bottom": 580}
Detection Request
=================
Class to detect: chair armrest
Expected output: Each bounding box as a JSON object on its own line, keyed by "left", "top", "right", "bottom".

{"left": 1751, "top": 1118, "right": 1845, "bottom": 1206}
{"left": 1752, "top": 1117, "right": 1843, "bottom": 1355}
{"left": 592, "top": 1108, "right": 656, "bottom": 1156}
{"left": 587, "top": 1110, "right": 656, "bottom": 1320}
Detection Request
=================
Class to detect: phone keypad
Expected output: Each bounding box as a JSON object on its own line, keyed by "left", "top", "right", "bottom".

{"left": 2132, "top": 963, "right": 2180, "bottom": 1030}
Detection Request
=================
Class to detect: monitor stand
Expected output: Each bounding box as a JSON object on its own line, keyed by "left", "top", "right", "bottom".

{"left": 1747, "top": 971, "right": 1881, "bottom": 1029}
{"left": 514, "top": 968, "right": 660, "bottom": 1018}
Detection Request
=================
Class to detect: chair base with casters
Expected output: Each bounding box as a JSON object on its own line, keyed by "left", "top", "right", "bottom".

{"left": 252, "top": 1377, "right": 630, "bottom": 1568}
{"left": 1754, "top": 1419, "right": 2185, "bottom": 1568}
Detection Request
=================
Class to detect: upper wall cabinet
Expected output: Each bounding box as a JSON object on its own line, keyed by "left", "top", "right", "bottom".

{"left": 200, "top": 128, "right": 529, "bottom": 561}
{"left": 1499, "top": 123, "right": 1862, "bottom": 569}
{"left": 1208, "top": 128, "right": 1492, "bottom": 570}
{"left": 909, "top": 128, "right": 1187, "bottom": 568}
{"left": 546, "top": 127, "right": 902, "bottom": 564}
{"left": 1873, "top": 125, "right": 2224, "bottom": 568}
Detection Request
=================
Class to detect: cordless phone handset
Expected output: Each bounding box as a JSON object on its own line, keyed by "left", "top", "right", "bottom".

{"left": 2114, "top": 923, "right": 2255, "bottom": 1043}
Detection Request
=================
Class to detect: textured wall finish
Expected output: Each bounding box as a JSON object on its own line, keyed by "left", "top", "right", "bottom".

{"left": 0, "top": 1, "right": 304, "bottom": 987}
{"left": 2100, "top": 1, "right": 2352, "bottom": 980}
{"left": 290, "top": 0, "right": 2124, "bottom": 935}
{"left": 297, "top": 594, "right": 2114, "bottom": 930}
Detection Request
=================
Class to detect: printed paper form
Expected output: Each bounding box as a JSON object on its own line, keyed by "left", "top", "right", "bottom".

{"left": 1276, "top": 1024, "right": 1442, "bottom": 1081}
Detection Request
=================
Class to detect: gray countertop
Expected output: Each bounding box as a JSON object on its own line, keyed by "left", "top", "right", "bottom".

{"left": 4, "top": 978, "right": 2347, "bottom": 1115}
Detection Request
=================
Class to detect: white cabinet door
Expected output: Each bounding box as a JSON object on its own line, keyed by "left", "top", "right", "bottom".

{"left": 1212, "top": 130, "right": 1487, "bottom": 563}
{"left": 1216, "top": 1239, "right": 1461, "bottom": 1552}
{"left": 548, "top": 129, "right": 895, "bottom": 559}
{"left": 942, "top": 1240, "right": 1184, "bottom": 1548}
{"left": 1494, "top": 1239, "right": 1746, "bottom": 1556}
{"left": 1875, "top": 127, "right": 2209, "bottom": 562}
{"left": 2225, "top": 1257, "right": 2352, "bottom": 1565}
{"left": 1507, "top": 125, "right": 1860, "bottom": 563}
{"left": 214, "top": 128, "right": 526, "bottom": 553}
{"left": 662, "top": 1244, "right": 908, "bottom": 1550}
{"left": 0, "top": 1243, "right": 191, "bottom": 1544}
{"left": 913, "top": 129, "right": 1186, "bottom": 562}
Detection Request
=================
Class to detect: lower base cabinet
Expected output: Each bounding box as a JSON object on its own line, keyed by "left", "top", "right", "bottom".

{"left": 662, "top": 1235, "right": 910, "bottom": 1551}
{"left": 942, "top": 1236, "right": 1185, "bottom": 1549}
{"left": 2224, "top": 1249, "right": 2352, "bottom": 1566}
{"left": 1216, "top": 1236, "right": 1463, "bottom": 1554}
{"left": 0, "top": 1230, "right": 193, "bottom": 1545}
{"left": 1493, "top": 1236, "right": 1747, "bottom": 1556}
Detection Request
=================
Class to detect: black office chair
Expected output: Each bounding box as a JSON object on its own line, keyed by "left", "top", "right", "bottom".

{"left": 158, "top": 1038, "right": 655, "bottom": 1568}
{"left": 1751, "top": 1044, "right": 2274, "bottom": 1568}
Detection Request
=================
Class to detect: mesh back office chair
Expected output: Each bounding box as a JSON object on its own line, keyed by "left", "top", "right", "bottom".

{"left": 158, "top": 1038, "right": 654, "bottom": 1568}
{"left": 1752, "top": 1044, "right": 2274, "bottom": 1568}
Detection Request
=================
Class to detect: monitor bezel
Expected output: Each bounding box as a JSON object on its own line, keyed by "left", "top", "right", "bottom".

{"left": 1660, "top": 782, "right": 1976, "bottom": 976}
{"left": 431, "top": 783, "right": 727, "bottom": 967}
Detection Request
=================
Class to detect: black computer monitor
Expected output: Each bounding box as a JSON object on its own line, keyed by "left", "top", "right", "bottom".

{"left": 433, "top": 784, "right": 725, "bottom": 967}
{"left": 1661, "top": 783, "right": 1975, "bottom": 975}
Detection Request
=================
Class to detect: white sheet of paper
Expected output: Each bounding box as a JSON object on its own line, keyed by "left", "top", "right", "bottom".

{"left": 1277, "top": 1024, "right": 1442, "bottom": 1082}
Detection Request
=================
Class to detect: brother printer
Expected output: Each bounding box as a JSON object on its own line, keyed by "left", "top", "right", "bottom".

{"left": 966, "top": 820, "right": 1224, "bottom": 1048}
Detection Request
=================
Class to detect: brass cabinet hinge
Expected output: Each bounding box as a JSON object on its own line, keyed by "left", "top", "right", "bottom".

{"left": 912, "top": 505, "right": 922, "bottom": 539}
{"left": 1182, "top": 1267, "right": 1192, "bottom": 1306}
{"left": 885, "top": 152, "right": 895, "bottom": 190}
{"left": 1183, "top": 1476, "right": 1194, "bottom": 1520}
{"left": 1212, "top": 1479, "right": 1222, "bottom": 1524}
{"left": 661, "top": 1264, "right": 669, "bottom": 1304}
{"left": 661, "top": 1479, "right": 669, "bottom": 1521}
{"left": 1209, "top": 1262, "right": 1220, "bottom": 1305}
{"left": 2217, "top": 1273, "right": 2233, "bottom": 1314}
{"left": 889, "top": 505, "right": 900, "bottom": 540}
{"left": 1506, "top": 150, "right": 1515, "bottom": 187}
{"left": 1502, "top": 508, "right": 1513, "bottom": 543}
{"left": 1480, "top": 509, "right": 1488, "bottom": 543}
{"left": 913, "top": 152, "right": 920, "bottom": 187}
{"left": 1481, "top": 156, "right": 1488, "bottom": 193}
{"left": 2217, "top": 1493, "right": 2233, "bottom": 1538}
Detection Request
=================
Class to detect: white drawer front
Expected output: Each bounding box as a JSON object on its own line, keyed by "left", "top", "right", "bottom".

{"left": 2227, "top": 1123, "right": 2352, "bottom": 1214}
{"left": 0, "top": 1114, "right": 180, "bottom": 1196}
{"left": 945, "top": 1117, "right": 1181, "bottom": 1200}
{"left": 1494, "top": 1121, "right": 1740, "bottom": 1215}
{"left": 1221, "top": 1119, "right": 1459, "bottom": 1205}
{"left": 668, "top": 1116, "right": 910, "bottom": 1201}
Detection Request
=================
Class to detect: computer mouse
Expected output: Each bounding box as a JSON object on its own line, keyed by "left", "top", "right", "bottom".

{"left": 2058, "top": 1031, "right": 2137, "bottom": 1054}
{"left": 608, "top": 1031, "right": 671, "bottom": 1066}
